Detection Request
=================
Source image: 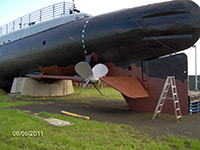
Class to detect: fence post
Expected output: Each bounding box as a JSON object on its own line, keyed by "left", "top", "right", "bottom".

{"left": 63, "top": 2, "right": 65, "bottom": 16}
{"left": 13, "top": 21, "right": 15, "bottom": 32}
{"left": 20, "top": 17, "right": 22, "bottom": 29}
{"left": 40, "top": 9, "right": 42, "bottom": 22}
{"left": 6, "top": 24, "right": 8, "bottom": 34}
{"left": 53, "top": 5, "right": 55, "bottom": 18}
{"left": 29, "top": 13, "right": 31, "bottom": 24}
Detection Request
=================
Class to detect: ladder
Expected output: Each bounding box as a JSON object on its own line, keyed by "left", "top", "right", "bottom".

{"left": 152, "top": 76, "right": 182, "bottom": 122}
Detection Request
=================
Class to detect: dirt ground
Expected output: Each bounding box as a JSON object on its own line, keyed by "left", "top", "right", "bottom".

{"left": 12, "top": 98, "right": 200, "bottom": 140}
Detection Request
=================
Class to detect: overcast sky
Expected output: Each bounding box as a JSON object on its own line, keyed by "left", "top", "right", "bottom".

{"left": 0, "top": 0, "right": 200, "bottom": 75}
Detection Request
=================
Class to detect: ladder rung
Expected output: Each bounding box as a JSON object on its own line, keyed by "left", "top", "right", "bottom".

{"left": 156, "top": 110, "right": 161, "bottom": 114}
{"left": 164, "top": 90, "right": 168, "bottom": 93}
{"left": 161, "top": 97, "right": 166, "bottom": 100}
{"left": 159, "top": 104, "right": 163, "bottom": 107}
{"left": 177, "top": 116, "right": 182, "bottom": 119}
{"left": 172, "top": 86, "right": 176, "bottom": 88}
{"left": 176, "top": 108, "right": 180, "bottom": 111}
{"left": 174, "top": 100, "right": 178, "bottom": 103}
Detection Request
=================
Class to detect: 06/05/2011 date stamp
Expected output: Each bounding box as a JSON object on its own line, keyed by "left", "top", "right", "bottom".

{"left": 12, "top": 131, "right": 44, "bottom": 137}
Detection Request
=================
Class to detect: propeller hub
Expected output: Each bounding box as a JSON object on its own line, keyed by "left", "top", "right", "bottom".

{"left": 85, "top": 75, "right": 99, "bottom": 84}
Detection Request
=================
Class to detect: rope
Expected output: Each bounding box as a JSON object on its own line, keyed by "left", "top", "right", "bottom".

{"left": 126, "top": 9, "right": 177, "bottom": 53}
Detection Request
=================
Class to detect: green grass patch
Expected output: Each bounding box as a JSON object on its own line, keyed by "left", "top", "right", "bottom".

{"left": 0, "top": 89, "right": 200, "bottom": 149}
{"left": 165, "top": 136, "right": 200, "bottom": 149}
{"left": 0, "top": 109, "right": 168, "bottom": 150}
{"left": 73, "top": 86, "right": 123, "bottom": 98}
{"left": 16, "top": 86, "right": 124, "bottom": 103}
{"left": 0, "top": 92, "right": 34, "bottom": 109}
{"left": 52, "top": 86, "right": 124, "bottom": 103}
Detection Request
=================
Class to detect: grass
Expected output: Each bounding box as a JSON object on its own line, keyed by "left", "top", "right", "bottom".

{"left": 17, "top": 86, "right": 124, "bottom": 103}
{"left": 57, "top": 86, "right": 124, "bottom": 103}
{"left": 73, "top": 86, "right": 124, "bottom": 99}
{"left": 0, "top": 92, "right": 34, "bottom": 109}
{"left": 0, "top": 87, "right": 200, "bottom": 149}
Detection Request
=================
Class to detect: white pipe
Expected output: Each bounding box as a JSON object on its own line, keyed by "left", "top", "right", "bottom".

{"left": 193, "top": 45, "right": 198, "bottom": 91}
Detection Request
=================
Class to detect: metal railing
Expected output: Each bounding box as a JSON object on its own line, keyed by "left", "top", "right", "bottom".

{"left": 0, "top": 1, "right": 75, "bottom": 36}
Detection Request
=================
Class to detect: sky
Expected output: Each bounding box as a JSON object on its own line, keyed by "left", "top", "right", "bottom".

{"left": 0, "top": 0, "right": 200, "bottom": 75}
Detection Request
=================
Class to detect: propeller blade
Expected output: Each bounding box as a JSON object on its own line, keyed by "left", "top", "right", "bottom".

{"left": 78, "top": 80, "right": 90, "bottom": 95}
{"left": 75, "top": 62, "right": 93, "bottom": 79}
{"left": 92, "top": 63, "right": 108, "bottom": 78}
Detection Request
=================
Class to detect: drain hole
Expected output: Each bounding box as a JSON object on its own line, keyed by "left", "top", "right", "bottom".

{"left": 128, "top": 66, "right": 132, "bottom": 71}
{"left": 43, "top": 40, "right": 46, "bottom": 45}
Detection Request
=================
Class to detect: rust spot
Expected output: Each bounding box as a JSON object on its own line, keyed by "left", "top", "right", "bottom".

{"left": 38, "top": 65, "right": 76, "bottom": 76}
{"left": 69, "top": 36, "right": 75, "bottom": 40}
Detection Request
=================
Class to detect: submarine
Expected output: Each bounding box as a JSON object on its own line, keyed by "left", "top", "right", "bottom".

{"left": 0, "top": 0, "right": 200, "bottom": 114}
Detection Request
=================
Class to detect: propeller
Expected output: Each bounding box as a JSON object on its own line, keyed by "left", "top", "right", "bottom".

{"left": 75, "top": 62, "right": 108, "bottom": 95}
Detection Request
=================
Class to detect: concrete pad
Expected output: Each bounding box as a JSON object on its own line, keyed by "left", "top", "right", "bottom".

{"left": 10, "top": 77, "right": 74, "bottom": 97}
{"left": 23, "top": 110, "right": 73, "bottom": 127}
{"left": 44, "top": 118, "right": 73, "bottom": 127}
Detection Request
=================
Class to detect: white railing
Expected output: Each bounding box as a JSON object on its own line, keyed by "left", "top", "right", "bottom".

{"left": 0, "top": 1, "right": 75, "bottom": 36}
